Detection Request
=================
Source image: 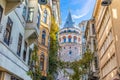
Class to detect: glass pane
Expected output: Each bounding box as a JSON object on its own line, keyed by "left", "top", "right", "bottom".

{"left": 0, "top": 5, "right": 3, "bottom": 22}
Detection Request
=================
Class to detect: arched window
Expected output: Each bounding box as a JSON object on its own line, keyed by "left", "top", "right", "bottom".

{"left": 69, "top": 51, "right": 72, "bottom": 55}
{"left": 74, "top": 36, "right": 77, "bottom": 43}
{"left": 68, "top": 35, "right": 72, "bottom": 43}
{"left": 43, "top": 9, "right": 47, "bottom": 23}
{"left": 42, "top": 30, "right": 46, "bottom": 45}
{"left": 78, "top": 38, "right": 80, "bottom": 42}
{"left": 40, "top": 54, "right": 44, "bottom": 71}
{"left": 68, "top": 30, "right": 71, "bottom": 33}
{"left": 63, "top": 36, "right": 66, "bottom": 43}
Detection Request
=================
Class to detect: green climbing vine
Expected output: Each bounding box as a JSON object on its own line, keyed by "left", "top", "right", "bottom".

{"left": 27, "top": 45, "right": 41, "bottom": 80}
{"left": 48, "top": 16, "right": 59, "bottom": 80}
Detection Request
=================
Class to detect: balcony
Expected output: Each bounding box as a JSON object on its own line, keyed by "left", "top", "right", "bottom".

{"left": 25, "top": 0, "right": 40, "bottom": 45}
{"left": 25, "top": 23, "right": 40, "bottom": 45}
{"left": 5, "top": 0, "right": 22, "bottom": 15}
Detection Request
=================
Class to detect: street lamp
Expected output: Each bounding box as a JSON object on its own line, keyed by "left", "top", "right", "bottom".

{"left": 101, "top": 0, "right": 112, "bottom": 6}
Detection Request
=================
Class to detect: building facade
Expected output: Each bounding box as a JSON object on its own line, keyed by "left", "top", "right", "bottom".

{"left": 38, "top": 0, "right": 61, "bottom": 79}
{"left": 85, "top": 19, "right": 99, "bottom": 80}
{"left": 79, "top": 21, "right": 88, "bottom": 57}
{"left": 0, "top": 0, "right": 41, "bottom": 80}
{"left": 57, "top": 11, "right": 82, "bottom": 80}
{"left": 93, "top": 0, "right": 120, "bottom": 80}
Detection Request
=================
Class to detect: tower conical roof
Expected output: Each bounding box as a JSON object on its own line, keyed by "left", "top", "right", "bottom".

{"left": 64, "top": 11, "right": 74, "bottom": 28}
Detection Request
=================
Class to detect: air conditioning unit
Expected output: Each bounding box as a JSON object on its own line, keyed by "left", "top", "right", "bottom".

{"left": 101, "top": 0, "right": 112, "bottom": 6}
{"left": 38, "top": 0, "right": 47, "bottom": 5}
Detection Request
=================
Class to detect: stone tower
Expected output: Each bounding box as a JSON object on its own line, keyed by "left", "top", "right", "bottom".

{"left": 57, "top": 11, "right": 82, "bottom": 80}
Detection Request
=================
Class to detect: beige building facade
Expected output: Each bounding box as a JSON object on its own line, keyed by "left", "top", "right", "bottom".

{"left": 38, "top": 0, "right": 61, "bottom": 79}
{"left": 85, "top": 19, "right": 99, "bottom": 80}
{"left": 93, "top": 0, "right": 120, "bottom": 80}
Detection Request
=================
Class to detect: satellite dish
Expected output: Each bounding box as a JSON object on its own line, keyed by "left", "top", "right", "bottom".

{"left": 101, "top": 0, "right": 112, "bottom": 6}
{"left": 38, "top": 0, "right": 47, "bottom": 5}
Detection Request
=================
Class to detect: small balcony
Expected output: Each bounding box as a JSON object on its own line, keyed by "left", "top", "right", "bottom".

{"left": 25, "top": 0, "right": 40, "bottom": 45}
{"left": 25, "top": 23, "right": 40, "bottom": 45}
{"left": 5, "top": 0, "right": 22, "bottom": 15}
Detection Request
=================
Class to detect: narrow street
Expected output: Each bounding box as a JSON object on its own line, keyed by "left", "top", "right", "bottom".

{"left": 0, "top": 0, "right": 120, "bottom": 80}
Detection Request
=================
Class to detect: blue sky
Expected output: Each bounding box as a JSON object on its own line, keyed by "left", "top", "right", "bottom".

{"left": 60, "top": 0, "right": 96, "bottom": 28}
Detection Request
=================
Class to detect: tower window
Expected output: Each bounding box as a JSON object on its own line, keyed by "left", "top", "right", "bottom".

{"left": 69, "top": 51, "right": 72, "bottom": 55}
{"left": 74, "top": 36, "right": 77, "bottom": 43}
{"left": 68, "top": 35, "right": 72, "bottom": 43}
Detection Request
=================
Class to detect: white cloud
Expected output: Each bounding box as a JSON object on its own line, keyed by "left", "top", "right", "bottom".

{"left": 72, "top": 13, "right": 87, "bottom": 19}
{"left": 72, "top": 0, "right": 95, "bottom": 19}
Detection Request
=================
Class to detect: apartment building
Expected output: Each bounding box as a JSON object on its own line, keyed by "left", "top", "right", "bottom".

{"left": 38, "top": 0, "right": 61, "bottom": 79}
{"left": 0, "top": 0, "right": 41, "bottom": 80}
{"left": 93, "top": 0, "right": 120, "bottom": 80}
{"left": 85, "top": 19, "right": 99, "bottom": 80}
{"left": 79, "top": 21, "right": 88, "bottom": 57}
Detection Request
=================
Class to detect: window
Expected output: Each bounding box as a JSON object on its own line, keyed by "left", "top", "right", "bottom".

{"left": 94, "top": 57, "right": 98, "bottom": 70}
{"left": 22, "top": 6, "right": 27, "bottom": 20}
{"left": 68, "top": 30, "right": 71, "bottom": 33}
{"left": 27, "top": 7, "right": 34, "bottom": 22}
{"left": 92, "top": 24, "right": 95, "bottom": 34}
{"left": 68, "top": 36, "right": 72, "bottom": 43}
{"left": 63, "top": 37, "right": 66, "bottom": 43}
{"left": 43, "top": 10, "right": 47, "bottom": 23}
{"left": 11, "top": 76, "right": 23, "bottom": 80}
{"left": 0, "top": 5, "right": 3, "bottom": 23}
{"left": 40, "top": 54, "right": 45, "bottom": 71}
{"left": 28, "top": 49, "right": 32, "bottom": 65}
{"left": 4, "top": 17, "right": 13, "bottom": 45}
{"left": 37, "top": 10, "right": 41, "bottom": 28}
{"left": 17, "top": 33, "right": 23, "bottom": 56}
{"left": 75, "top": 47, "right": 77, "bottom": 49}
{"left": 42, "top": 30, "right": 46, "bottom": 45}
{"left": 74, "top": 36, "right": 77, "bottom": 43}
{"left": 69, "top": 51, "right": 72, "bottom": 55}
{"left": 23, "top": 42, "right": 27, "bottom": 61}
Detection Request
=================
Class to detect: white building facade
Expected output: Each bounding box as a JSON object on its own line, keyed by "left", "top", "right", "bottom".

{"left": 0, "top": 0, "right": 41, "bottom": 80}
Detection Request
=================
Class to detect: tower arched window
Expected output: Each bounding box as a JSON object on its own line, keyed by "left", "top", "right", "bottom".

{"left": 63, "top": 36, "right": 66, "bottom": 43}
{"left": 78, "top": 38, "right": 80, "bottom": 42}
{"left": 69, "top": 50, "right": 72, "bottom": 55}
{"left": 74, "top": 36, "right": 77, "bottom": 43}
{"left": 42, "top": 30, "right": 46, "bottom": 45}
{"left": 43, "top": 9, "right": 47, "bottom": 24}
{"left": 40, "top": 54, "right": 44, "bottom": 71}
{"left": 68, "top": 35, "right": 72, "bottom": 43}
